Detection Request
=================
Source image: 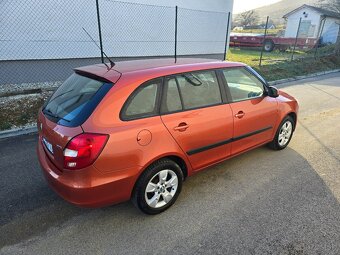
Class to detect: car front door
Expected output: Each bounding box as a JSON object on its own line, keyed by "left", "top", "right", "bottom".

{"left": 220, "top": 67, "right": 278, "bottom": 155}
{"left": 160, "top": 70, "right": 233, "bottom": 171}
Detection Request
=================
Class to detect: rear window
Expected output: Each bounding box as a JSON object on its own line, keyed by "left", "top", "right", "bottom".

{"left": 43, "top": 73, "right": 112, "bottom": 127}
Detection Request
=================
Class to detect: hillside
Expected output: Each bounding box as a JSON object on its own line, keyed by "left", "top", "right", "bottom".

{"left": 247, "top": 0, "right": 319, "bottom": 24}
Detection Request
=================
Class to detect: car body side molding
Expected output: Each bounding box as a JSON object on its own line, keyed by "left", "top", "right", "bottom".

{"left": 187, "top": 126, "right": 272, "bottom": 155}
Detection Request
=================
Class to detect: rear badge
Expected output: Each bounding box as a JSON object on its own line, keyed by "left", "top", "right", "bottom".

{"left": 42, "top": 137, "right": 54, "bottom": 154}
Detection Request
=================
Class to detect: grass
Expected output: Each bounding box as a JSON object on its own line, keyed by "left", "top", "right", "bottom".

{"left": 256, "top": 55, "right": 340, "bottom": 81}
{"left": 228, "top": 47, "right": 291, "bottom": 65}
{"left": 232, "top": 29, "right": 281, "bottom": 36}
{"left": 227, "top": 47, "right": 340, "bottom": 81}
{"left": 0, "top": 121, "right": 11, "bottom": 131}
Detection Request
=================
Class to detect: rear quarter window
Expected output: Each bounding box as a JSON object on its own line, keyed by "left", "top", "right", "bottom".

{"left": 120, "top": 79, "right": 162, "bottom": 121}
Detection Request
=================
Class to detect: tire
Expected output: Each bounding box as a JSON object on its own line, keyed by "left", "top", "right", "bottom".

{"left": 132, "top": 158, "right": 183, "bottom": 215}
{"left": 268, "top": 116, "right": 295, "bottom": 150}
{"left": 264, "top": 40, "right": 275, "bottom": 52}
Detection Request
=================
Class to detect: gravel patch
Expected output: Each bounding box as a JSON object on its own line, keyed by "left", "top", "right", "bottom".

{"left": 0, "top": 81, "right": 60, "bottom": 130}
{"left": 0, "top": 91, "right": 53, "bottom": 130}
{"left": 0, "top": 81, "right": 61, "bottom": 95}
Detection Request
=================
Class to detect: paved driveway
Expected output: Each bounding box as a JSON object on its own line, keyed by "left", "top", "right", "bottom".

{"left": 1, "top": 73, "right": 340, "bottom": 255}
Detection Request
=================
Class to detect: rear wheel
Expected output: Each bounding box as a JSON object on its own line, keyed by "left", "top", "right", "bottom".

{"left": 132, "top": 159, "right": 183, "bottom": 214}
{"left": 264, "top": 40, "right": 275, "bottom": 52}
{"left": 268, "top": 116, "right": 295, "bottom": 150}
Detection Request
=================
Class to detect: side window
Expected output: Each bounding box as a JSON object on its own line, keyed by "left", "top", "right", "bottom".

{"left": 161, "top": 77, "right": 182, "bottom": 113}
{"left": 123, "top": 79, "right": 160, "bottom": 120}
{"left": 222, "top": 68, "right": 264, "bottom": 102}
{"left": 176, "top": 70, "right": 222, "bottom": 110}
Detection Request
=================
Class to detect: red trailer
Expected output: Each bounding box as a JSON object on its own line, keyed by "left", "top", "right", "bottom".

{"left": 229, "top": 33, "right": 318, "bottom": 52}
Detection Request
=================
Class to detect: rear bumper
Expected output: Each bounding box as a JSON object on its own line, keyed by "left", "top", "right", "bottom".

{"left": 37, "top": 141, "right": 140, "bottom": 207}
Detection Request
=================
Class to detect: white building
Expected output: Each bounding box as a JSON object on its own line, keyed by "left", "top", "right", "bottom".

{"left": 283, "top": 5, "right": 340, "bottom": 44}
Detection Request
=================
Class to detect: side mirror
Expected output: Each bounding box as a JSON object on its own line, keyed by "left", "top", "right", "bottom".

{"left": 267, "top": 86, "right": 279, "bottom": 98}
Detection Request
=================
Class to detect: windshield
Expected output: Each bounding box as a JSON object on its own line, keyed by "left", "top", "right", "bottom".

{"left": 43, "top": 73, "right": 112, "bottom": 127}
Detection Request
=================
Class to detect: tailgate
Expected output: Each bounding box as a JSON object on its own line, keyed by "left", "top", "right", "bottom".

{"left": 38, "top": 111, "right": 82, "bottom": 171}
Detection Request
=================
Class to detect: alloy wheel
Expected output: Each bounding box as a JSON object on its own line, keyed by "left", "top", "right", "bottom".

{"left": 278, "top": 120, "right": 293, "bottom": 147}
{"left": 144, "top": 169, "right": 178, "bottom": 208}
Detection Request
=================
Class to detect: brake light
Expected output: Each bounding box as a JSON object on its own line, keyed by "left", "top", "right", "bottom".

{"left": 63, "top": 133, "right": 109, "bottom": 170}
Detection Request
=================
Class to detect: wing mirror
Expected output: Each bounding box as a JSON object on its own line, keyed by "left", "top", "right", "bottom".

{"left": 267, "top": 86, "right": 279, "bottom": 98}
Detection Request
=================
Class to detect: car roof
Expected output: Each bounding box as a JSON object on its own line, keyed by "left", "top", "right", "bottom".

{"left": 74, "top": 58, "right": 246, "bottom": 83}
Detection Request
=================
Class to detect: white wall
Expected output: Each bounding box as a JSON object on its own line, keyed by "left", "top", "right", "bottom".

{"left": 284, "top": 7, "right": 321, "bottom": 38}
{"left": 321, "top": 17, "right": 340, "bottom": 43}
{"left": 0, "top": 0, "right": 233, "bottom": 60}
{"left": 122, "top": 0, "right": 232, "bottom": 13}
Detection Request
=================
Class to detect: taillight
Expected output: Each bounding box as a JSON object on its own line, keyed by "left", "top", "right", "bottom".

{"left": 63, "top": 133, "right": 109, "bottom": 170}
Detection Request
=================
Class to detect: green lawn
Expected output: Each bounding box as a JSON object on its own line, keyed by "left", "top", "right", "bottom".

{"left": 227, "top": 47, "right": 340, "bottom": 81}
{"left": 227, "top": 48, "right": 291, "bottom": 66}
{"left": 232, "top": 29, "right": 281, "bottom": 36}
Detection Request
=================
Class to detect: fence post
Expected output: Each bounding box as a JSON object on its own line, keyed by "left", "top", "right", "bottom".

{"left": 96, "top": 0, "right": 104, "bottom": 63}
{"left": 291, "top": 17, "right": 302, "bottom": 62}
{"left": 223, "top": 12, "right": 231, "bottom": 61}
{"left": 314, "top": 17, "right": 326, "bottom": 58}
{"left": 259, "top": 16, "right": 269, "bottom": 67}
{"left": 174, "top": 6, "right": 178, "bottom": 63}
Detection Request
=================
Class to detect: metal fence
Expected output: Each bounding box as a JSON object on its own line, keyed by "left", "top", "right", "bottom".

{"left": 0, "top": 0, "right": 231, "bottom": 85}
{"left": 229, "top": 15, "right": 337, "bottom": 67}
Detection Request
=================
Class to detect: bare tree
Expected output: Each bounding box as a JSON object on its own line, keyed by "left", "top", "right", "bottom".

{"left": 318, "top": 0, "right": 340, "bottom": 55}
{"left": 236, "top": 10, "right": 260, "bottom": 27}
{"left": 319, "top": 0, "right": 340, "bottom": 12}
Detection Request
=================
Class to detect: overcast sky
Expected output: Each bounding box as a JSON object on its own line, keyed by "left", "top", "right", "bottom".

{"left": 233, "top": 0, "right": 281, "bottom": 14}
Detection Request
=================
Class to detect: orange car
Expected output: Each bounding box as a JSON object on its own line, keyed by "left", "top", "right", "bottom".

{"left": 37, "top": 58, "right": 298, "bottom": 214}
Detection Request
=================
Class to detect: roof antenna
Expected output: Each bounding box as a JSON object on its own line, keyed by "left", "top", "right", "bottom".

{"left": 82, "top": 27, "right": 115, "bottom": 69}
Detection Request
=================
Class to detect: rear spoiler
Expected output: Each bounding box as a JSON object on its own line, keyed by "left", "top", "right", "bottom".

{"left": 74, "top": 64, "right": 122, "bottom": 84}
{"left": 74, "top": 70, "right": 113, "bottom": 84}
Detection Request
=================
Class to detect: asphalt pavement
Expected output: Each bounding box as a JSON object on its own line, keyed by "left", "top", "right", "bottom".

{"left": 1, "top": 73, "right": 340, "bottom": 255}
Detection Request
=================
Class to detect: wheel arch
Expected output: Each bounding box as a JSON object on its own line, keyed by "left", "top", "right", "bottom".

{"left": 131, "top": 153, "right": 190, "bottom": 198}
{"left": 287, "top": 112, "right": 297, "bottom": 131}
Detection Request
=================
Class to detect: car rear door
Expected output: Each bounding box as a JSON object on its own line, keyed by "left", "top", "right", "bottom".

{"left": 160, "top": 70, "right": 233, "bottom": 170}
{"left": 220, "top": 67, "right": 278, "bottom": 155}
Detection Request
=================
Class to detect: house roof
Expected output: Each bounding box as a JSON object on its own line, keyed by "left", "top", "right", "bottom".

{"left": 283, "top": 4, "right": 340, "bottom": 19}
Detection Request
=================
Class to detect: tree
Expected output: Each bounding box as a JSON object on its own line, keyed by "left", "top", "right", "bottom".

{"left": 319, "top": 0, "right": 340, "bottom": 12}
{"left": 236, "top": 10, "right": 260, "bottom": 27}
{"left": 318, "top": 0, "right": 340, "bottom": 55}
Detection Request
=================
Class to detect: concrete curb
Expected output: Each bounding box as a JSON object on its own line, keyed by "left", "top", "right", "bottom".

{"left": 0, "top": 126, "right": 37, "bottom": 140}
{"left": 1, "top": 69, "right": 340, "bottom": 139}
{"left": 268, "top": 69, "right": 340, "bottom": 86}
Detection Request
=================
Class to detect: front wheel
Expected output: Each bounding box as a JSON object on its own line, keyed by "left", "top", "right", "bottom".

{"left": 268, "top": 116, "right": 295, "bottom": 150}
{"left": 132, "top": 159, "right": 183, "bottom": 214}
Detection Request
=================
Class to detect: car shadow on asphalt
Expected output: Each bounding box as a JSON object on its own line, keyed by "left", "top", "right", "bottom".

{"left": 1, "top": 144, "right": 339, "bottom": 254}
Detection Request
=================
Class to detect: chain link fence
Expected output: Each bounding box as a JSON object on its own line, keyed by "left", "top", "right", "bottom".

{"left": 0, "top": 0, "right": 231, "bottom": 87}
{"left": 229, "top": 15, "right": 338, "bottom": 66}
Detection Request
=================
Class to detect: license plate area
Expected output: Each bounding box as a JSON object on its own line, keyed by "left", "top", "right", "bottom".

{"left": 42, "top": 137, "right": 54, "bottom": 155}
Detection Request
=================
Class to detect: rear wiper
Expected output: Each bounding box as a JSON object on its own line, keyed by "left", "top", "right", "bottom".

{"left": 46, "top": 89, "right": 75, "bottom": 105}
{"left": 44, "top": 109, "right": 71, "bottom": 123}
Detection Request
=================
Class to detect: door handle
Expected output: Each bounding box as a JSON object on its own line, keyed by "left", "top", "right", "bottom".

{"left": 235, "top": 111, "right": 245, "bottom": 119}
{"left": 174, "top": 122, "right": 189, "bottom": 131}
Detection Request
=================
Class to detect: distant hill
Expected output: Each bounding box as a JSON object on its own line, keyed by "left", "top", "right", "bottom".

{"left": 242, "top": 0, "right": 319, "bottom": 24}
